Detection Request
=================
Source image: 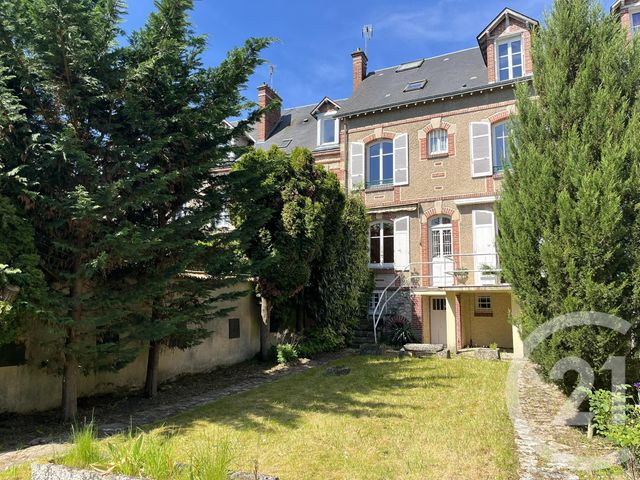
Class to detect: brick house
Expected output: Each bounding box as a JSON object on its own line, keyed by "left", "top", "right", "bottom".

{"left": 247, "top": 4, "right": 636, "bottom": 356}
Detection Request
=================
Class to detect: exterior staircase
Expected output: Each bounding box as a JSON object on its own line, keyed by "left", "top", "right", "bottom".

{"left": 351, "top": 317, "right": 376, "bottom": 347}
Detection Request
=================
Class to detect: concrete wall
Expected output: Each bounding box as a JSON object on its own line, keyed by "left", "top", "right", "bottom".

{"left": 0, "top": 282, "right": 260, "bottom": 414}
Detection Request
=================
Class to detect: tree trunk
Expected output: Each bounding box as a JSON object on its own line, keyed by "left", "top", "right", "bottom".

{"left": 260, "top": 296, "right": 271, "bottom": 361}
{"left": 61, "top": 342, "right": 79, "bottom": 422}
{"left": 144, "top": 340, "right": 161, "bottom": 399}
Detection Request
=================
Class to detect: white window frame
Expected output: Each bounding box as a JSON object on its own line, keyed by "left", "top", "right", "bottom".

{"left": 495, "top": 35, "right": 524, "bottom": 82}
{"left": 492, "top": 121, "right": 510, "bottom": 173}
{"left": 367, "top": 140, "right": 394, "bottom": 188}
{"left": 428, "top": 129, "right": 449, "bottom": 156}
{"left": 475, "top": 295, "right": 493, "bottom": 315}
{"left": 317, "top": 111, "right": 339, "bottom": 146}
{"left": 631, "top": 7, "right": 640, "bottom": 35}
{"left": 369, "top": 220, "right": 395, "bottom": 268}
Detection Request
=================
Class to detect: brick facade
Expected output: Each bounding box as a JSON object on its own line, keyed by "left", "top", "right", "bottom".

{"left": 351, "top": 49, "right": 368, "bottom": 94}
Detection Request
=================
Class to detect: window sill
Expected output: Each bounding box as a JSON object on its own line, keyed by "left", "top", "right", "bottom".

{"left": 474, "top": 312, "right": 494, "bottom": 317}
{"left": 369, "top": 264, "right": 395, "bottom": 271}
{"left": 428, "top": 152, "right": 449, "bottom": 160}
{"left": 365, "top": 184, "right": 395, "bottom": 193}
{"left": 493, "top": 171, "right": 505, "bottom": 180}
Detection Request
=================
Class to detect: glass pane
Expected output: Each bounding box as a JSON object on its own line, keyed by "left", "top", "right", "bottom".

{"left": 511, "top": 40, "right": 522, "bottom": 54}
{"left": 370, "top": 237, "right": 381, "bottom": 264}
{"left": 499, "top": 68, "right": 510, "bottom": 81}
{"left": 442, "top": 229, "right": 452, "bottom": 256}
{"left": 382, "top": 141, "right": 393, "bottom": 155}
{"left": 513, "top": 66, "right": 523, "bottom": 78}
{"left": 634, "top": 12, "right": 640, "bottom": 28}
{"left": 370, "top": 224, "right": 381, "bottom": 239}
{"left": 368, "top": 152, "right": 380, "bottom": 184}
{"left": 512, "top": 53, "right": 522, "bottom": 67}
{"left": 499, "top": 56, "right": 509, "bottom": 70}
{"left": 383, "top": 237, "right": 394, "bottom": 264}
{"left": 430, "top": 217, "right": 441, "bottom": 227}
{"left": 431, "top": 230, "right": 441, "bottom": 258}
{"left": 383, "top": 223, "right": 394, "bottom": 236}
{"left": 382, "top": 154, "right": 394, "bottom": 183}
{"left": 498, "top": 43, "right": 509, "bottom": 56}
{"left": 323, "top": 119, "right": 335, "bottom": 143}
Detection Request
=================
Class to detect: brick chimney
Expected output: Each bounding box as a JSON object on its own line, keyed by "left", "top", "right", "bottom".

{"left": 257, "top": 83, "right": 281, "bottom": 142}
{"left": 351, "top": 48, "right": 368, "bottom": 94}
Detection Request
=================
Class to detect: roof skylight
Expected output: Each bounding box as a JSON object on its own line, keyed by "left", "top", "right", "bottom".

{"left": 279, "top": 139, "right": 293, "bottom": 148}
{"left": 395, "top": 59, "right": 424, "bottom": 73}
{"left": 403, "top": 79, "right": 427, "bottom": 92}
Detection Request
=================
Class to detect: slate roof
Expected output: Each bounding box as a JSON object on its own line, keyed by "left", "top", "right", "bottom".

{"left": 250, "top": 100, "right": 345, "bottom": 152}
{"left": 338, "top": 47, "right": 491, "bottom": 118}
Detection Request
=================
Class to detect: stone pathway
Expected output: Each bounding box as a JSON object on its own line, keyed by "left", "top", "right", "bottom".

{"left": 510, "top": 359, "right": 620, "bottom": 480}
{"left": 0, "top": 351, "right": 350, "bottom": 472}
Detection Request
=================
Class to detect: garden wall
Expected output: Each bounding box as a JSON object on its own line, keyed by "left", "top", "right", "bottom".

{"left": 0, "top": 282, "right": 261, "bottom": 413}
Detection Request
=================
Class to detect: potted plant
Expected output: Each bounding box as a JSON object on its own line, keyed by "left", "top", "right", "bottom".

{"left": 452, "top": 267, "right": 469, "bottom": 285}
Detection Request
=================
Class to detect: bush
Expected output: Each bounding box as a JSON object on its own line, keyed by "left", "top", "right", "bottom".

{"left": 276, "top": 343, "right": 299, "bottom": 364}
{"left": 297, "top": 327, "right": 345, "bottom": 358}
{"left": 384, "top": 316, "right": 417, "bottom": 347}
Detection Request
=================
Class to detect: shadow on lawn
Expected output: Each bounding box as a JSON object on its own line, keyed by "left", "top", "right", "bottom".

{"left": 161, "top": 356, "right": 461, "bottom": 433}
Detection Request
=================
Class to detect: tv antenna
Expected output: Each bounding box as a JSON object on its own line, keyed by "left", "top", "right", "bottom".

{"left": 362, "top": 24, "right": 374, "bottom": 56}
{"left": 269, "top": 64, "right": 275, "bottom": 88}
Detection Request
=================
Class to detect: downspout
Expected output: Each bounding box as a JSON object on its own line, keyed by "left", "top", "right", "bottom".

{"left": 343, "top": 118, "right": 349, "bottom": 192}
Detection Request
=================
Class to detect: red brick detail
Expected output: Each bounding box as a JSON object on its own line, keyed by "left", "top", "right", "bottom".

{"left": 394, "top": 187, "right": 401, "bottom": 203}
{"left": 362, "top": 131, "right": 396, "bottom": 145}
{"left": 257, "top": 83, "right": 282, "bottom": 142}
{"left": 489, "top": 110, "right": 510, "bottom": 124}
{"left": 420, "top": 138, "right": 428, "bottom": 160}
{"left": 487, "top": 42, "right": 496, "bottom": 83}
{"left": 441, "top": 207, "right": 456, "bottom": 217}
{"left": 351, "top": 49, "right": 368, "bottom": 94}
{"left": 487, "top": 175, "right": 495, "bottom": 195}
{"left": 523, "top": 30, "right": 534, "bottom": 75}
{"left": 448, "top": 133, "right": 455, "bottom": 156}
{"left": 411, "top": 295, "right": 423, "bottom": 341}
{"left": 431, "top": 172, "right": 446, "bottom": 179}
{"left": 455, "top": 294, "right": 462, "bottom": 350}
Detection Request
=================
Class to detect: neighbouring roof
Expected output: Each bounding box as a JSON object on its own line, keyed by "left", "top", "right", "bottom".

{"left": 251, "top": 99, "right": 345, "bottom": 152}
{"left": 338, "top": 48, "right": 491, "bottom": 118}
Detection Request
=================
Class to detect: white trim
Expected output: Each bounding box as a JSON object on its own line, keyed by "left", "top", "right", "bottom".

{"left": 317, "top": 111, "right": 339, "bottom": 147}
{"left": 478, "top": 8, "right": 538, "bottom": 39}
{"left": 454, "top": 196, "right": 497, "bottom": 206}
{"left": 310, "top": 96, "right": 342, "bottom": 117}
{"left": 393, "top": 133, "right": 409, "bottom": 186}
{"left": 472, "top": 209, "right": 497, "bottom": 285}
{"left": 369, "top": 220, "right": 395, "bottom": 269}
{"left": 495, "top": 34, "right": 524, "bottom": 82}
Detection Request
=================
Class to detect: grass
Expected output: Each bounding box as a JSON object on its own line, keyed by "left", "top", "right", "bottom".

{"left": 0, "top": 356, "right": 518, "bottom": 480}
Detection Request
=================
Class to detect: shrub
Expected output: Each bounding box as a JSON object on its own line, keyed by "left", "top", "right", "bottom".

{"left": 276, "top": 343, "right": 299, "bottom": 364}
{"left": 384, "top": 316, "right": 417, "bottom": 347}
{"left": 297, "top": 327, "right": 345, "bottom": 358}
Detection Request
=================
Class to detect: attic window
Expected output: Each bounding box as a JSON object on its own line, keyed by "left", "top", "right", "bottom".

{"left": 395, "top": 59, "right": 424, "bottom": 73}
{"left": 403, "top": 80, "right": 427, "bottom": 92}
{"left": 279, "top": 139, "right": 293, "bottom": 148}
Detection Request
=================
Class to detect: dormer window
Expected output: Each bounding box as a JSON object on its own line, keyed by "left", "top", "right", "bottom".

{"left": 497, "top": 37, "right": 523, "bottom": 81}
{"left": 317, "top": 112, "right": 338, "bottom": 146}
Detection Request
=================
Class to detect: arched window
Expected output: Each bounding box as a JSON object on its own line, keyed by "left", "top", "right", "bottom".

{"left": 370, "top": 221, "right": 394, "bottom": 266}
{"left": 428, "top": 129, "right": 448, "bottom": 155}
{"left": 367, "top": 141, "right": 393, "bottom": 188}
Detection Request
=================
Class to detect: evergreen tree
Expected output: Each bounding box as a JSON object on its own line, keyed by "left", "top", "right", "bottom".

{"left": 496, "top": 0, "right": 640, "bottom": 383}
{"left": 228, "top": 147, "right": 331, "bottom": 360}
{"left": 115, "top": 0, "right": 269, "bottom": 398}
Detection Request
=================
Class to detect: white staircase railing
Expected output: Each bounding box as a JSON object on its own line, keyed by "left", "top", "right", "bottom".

{"left": 370, "top": 253, "right": 505, "bottom": 344}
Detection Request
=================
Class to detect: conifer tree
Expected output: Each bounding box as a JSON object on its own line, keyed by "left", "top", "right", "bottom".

{"left": 228, "top": 147, "right": 332, "bottom": 360}
{"left": 497, "top": 0, "right": 640, "bottom": 381}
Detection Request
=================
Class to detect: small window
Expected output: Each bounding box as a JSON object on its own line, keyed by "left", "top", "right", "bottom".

{"left": 318, "top": 114, "right": 338, "bottom": 146}
{"left": 215, "top": 207, "right": 232, "bottom": 230}
{"left": 404, "top": 79, "right": 427, "bottom": 92}
{"left": 497, "top": 37, "right": 523, "bottom": 81}
{"left": 228, "top": 318, "right": 240, "bottom": 339}
{"left": 369, "top": 292, "right": 382, "bottom": 313}
{"left": 475, "top": 296, "right": 493, "bottom": 315}
{"left": 633, "top": 12, "right": 640, "bottom": 35}
{"left": 0, "top": 342, "right": 26, "bottom": 367}
{"left": 432, "top": 298, "right": 446, "bottom": 311}
{"left": 428, "top": 129, "right": 448, "bottom": 155}
{"left": 492, "top": 121, "right": 511, "bottom": 173}
{"left": 396, "top": 59, "right": 424, "bottom": 72}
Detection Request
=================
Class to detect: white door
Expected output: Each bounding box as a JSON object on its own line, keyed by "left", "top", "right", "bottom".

{"left": 430, "top": 297, "right": 447, "bottom": 345}
{"left": 430, "top": 217, "right": 454, "bottom": 287}
{"left": 473, "top": 210, "right": 497, "bottom": 285}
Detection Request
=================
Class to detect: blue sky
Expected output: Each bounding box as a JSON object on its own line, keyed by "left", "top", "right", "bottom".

{"left": 124, "top": 0, "right": 609, "bottom": 110}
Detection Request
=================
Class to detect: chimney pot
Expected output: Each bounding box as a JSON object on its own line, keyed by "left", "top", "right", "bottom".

{"left": 257, "top": 83, "right": 282, "bottom": 142}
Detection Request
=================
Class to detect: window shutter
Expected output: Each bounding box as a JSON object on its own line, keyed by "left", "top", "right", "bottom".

{"left": 394, "top": 216, "right": 410, "bottom": 270}
{"left": 470, "top": 122, "right": 492, "bottom": 177}
{"left": 393, "top": 133, "right": 409, "bottom": 186}
{"left": 349, "top": 142, "right": 365, "bottom": 190}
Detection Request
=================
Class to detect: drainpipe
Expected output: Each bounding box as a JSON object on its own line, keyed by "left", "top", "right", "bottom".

{"left": 343, "top": 119, "right": 349, "bottom": 192}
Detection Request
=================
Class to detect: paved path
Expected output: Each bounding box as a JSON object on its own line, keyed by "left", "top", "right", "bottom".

{"left": 0, "top": 352, "right": 349, "bottom": 472}
{"left": 511, "top": 359, "right": 619, "bottom": 480}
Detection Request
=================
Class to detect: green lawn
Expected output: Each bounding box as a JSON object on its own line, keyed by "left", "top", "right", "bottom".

{"left": 1, "top": 356, "right": 518, "bottom": 480}
{"left": 166, "top": 356, "right": 517, "bottom": 480}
